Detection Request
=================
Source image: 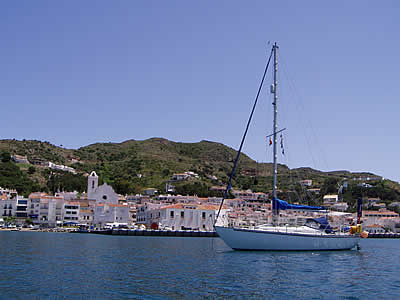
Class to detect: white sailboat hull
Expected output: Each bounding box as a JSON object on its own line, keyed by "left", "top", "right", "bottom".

{"left": 215, "top": 226, "right": 360, "bottom": 251}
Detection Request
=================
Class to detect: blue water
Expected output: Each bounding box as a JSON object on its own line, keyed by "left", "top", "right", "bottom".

{"left": 0, "top": 232, "right": 399, "bottom": 299}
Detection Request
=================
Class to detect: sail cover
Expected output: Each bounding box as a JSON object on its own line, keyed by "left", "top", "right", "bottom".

{"left": 273, "top": 197, "right": 325, "bottom": 211}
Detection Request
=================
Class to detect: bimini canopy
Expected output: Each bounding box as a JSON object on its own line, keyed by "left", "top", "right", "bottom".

{"left": 273, "top": 197, "right": 325, "bottom": 211}
{"left": 306, "top": 217, "right": 333, "bottom": 233}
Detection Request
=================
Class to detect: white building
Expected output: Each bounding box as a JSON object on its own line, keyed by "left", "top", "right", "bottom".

{"left": 365, "top": 224, "right": 385, "bottom": 234}
{"left": 87, "top": 171, "right": 130, "bottom": 227}
{"left": 48, "top": 162, "right": 76, "bottom": 174}
{"left": 323, "top": 195, "right": 339, "bottom": 204}
{"left": 1, "top": 194, "right": 16, "bottom": 218}
{"left": 172, "top": 173, "right": 189, "bottom": 181}
{"left": 94, "top": 204, "right": 130, "bottom": 228}
{"left": 299, "top": 180, "right": 312, "bottom": 187}
{"left": 15, "top": 196, "right": 29, "bottom": 219}
{"left": 142, "top": 203, "right": 228, "bottom": 231}
{"left": 78, "top": 201, "right": 95, "bottom": 226}
{"left": 231, "top": 189, "right": 268, "bottom": 202}
{"left": 331, "top": 202, "right": 349, "bottom": 211}
{"left": 87, "top": 171, "right": 118, "bottom": 204}
{"left": 38, "top": 196, "right": 64, "bottom": 227}
{"left": 63, "top": 201, "right": 80, "bottom": 223}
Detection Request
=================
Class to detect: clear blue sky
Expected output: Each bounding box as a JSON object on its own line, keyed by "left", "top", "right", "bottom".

{"left": 1, "top": 1, "right": 399, "bottom": 182}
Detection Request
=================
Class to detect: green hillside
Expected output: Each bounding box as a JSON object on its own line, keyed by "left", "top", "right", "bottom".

{"left": 1, "top": 138, "right": 399, "bottom": 210}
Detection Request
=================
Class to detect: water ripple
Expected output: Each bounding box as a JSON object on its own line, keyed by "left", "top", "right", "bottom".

{"left": 0, "top": 233, "right": 398, "bottom": 299}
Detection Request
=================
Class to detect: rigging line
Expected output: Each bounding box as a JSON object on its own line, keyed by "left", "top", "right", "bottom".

{"left": 214, "top": 46, "right": 274, "bottom": 226}
{"left": 283, "top": 134, "right": 305, "bottom": 204}
{"left": 279, "top": 53, "right": 329, "bottom": 171}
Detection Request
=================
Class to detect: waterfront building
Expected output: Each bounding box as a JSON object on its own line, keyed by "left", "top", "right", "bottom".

{"left": 142, "top": 203, "right": 229, "bottom": 231}
{"left": 87, "top": 171, "right": 130, "bottom": 227}
{"left": 87, "top": 171, "right": 118, "bottom": 204}
{"left": 362, "top": 209, "right": 400, "bottom": 232}
{"left": 63, "top": 201, "right": 80, "bottom": 223}
{"left": 15, "top": 196, "right": 29, "bottom": 219}
{"left": 78, "top": 200, "right": 95, "bottom": 226}
{"left": 28, "top": 192, "right": 46, "bottom": 222}
{"left": 94, "top": 203, "right": 130, "bottom": 228}
{"left": 0, "top": 193, "right": 16, "bottom": 218}
{"left": 29, "top": 193, "right": 65, "bottom": 227}
{"left": 37, "top": 196, "right": 64, "bottom": 227}
{"left": 136, "top": 203, "right": 164, "bottom": 225}
{"left": 365, "top": 224, "right": 385, "bottom": 234}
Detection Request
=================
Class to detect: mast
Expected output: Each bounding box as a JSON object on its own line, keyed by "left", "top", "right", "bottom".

{"left": 272, "top": 42, "right": 279, "bottom": 225}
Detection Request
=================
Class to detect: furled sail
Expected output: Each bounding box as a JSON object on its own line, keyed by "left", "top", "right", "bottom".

{"left": 273, "top": 197, "right": 325, "bottom": 211}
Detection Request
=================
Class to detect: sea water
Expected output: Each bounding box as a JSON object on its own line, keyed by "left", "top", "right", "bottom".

{"left": 0, "top": 232, "right": 398, "bottom": 299}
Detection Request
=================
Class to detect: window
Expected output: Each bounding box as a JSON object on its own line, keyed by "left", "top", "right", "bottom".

{"left": 92, "top": 181, "right": 95, "bottom": 189}
{"left": 181, "top": 211, "right": 184, "bottom": 218}
{"left": 102, "top": 195, "right": 107, "bottom": 200}
{"left": 202, "top": 212, "right": 206, "bottom": 219}
{"left": 170, "top": 211, "right": 174, "bottom": 218}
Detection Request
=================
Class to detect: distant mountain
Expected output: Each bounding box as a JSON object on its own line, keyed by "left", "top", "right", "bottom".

{"left": 0, "top": 138, "right": 399, "bottom": 206}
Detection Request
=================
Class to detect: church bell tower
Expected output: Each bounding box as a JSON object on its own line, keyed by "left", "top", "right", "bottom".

{"left": 87, "top": 171, "right": 98, "bottom": 199}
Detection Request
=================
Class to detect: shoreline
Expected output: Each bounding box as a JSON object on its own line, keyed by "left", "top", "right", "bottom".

{"left": 2, "top": 228, "right": 400, "bottom": 238}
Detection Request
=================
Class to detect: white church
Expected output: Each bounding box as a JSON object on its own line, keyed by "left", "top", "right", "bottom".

{"left": 88, "top": 171, "right": 130, "bottom": 228}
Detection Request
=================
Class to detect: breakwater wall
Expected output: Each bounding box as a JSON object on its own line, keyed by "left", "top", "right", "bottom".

{"left": 73, "top": 229, "right": 219, "bottom": 237}
{"left": 367, "top": 233, "right": 400, "bottom": 238}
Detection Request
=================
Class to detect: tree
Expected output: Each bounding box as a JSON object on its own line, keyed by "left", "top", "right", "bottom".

{"left": 28, "top": 166, "right": 36, "bottom": 174}
{"left": 1, "top": 152, "right": 11, "bottom": 163}
{"left": 25, "top": 218, "right": 33, "bottom": 225}
{"left": 3, "top": 216, "right": 16, "bottom": 225}
{"left": 320, "top": 177, "right": 339, "bottom": 195}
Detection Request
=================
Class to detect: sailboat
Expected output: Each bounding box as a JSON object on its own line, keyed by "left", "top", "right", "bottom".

{"left": 214, "top": 43, "right": 361, "bottom": 251}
